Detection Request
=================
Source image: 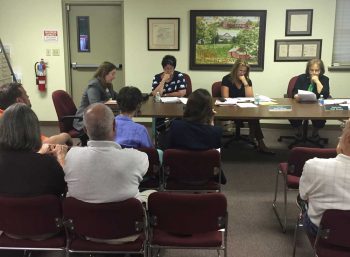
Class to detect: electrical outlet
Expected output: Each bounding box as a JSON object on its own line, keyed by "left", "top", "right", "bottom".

{"left": 46, "top": 49, "right": 51, "bottom": 56}
{"left": 52, "top": 49, "right": 60, "bottom": 56}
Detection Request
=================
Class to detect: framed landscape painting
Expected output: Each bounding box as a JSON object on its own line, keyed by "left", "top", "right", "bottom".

{"left": 190, "top": 10, "right": 267, "bottom": 71}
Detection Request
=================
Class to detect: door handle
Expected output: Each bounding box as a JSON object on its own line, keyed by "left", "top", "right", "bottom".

{"left": 71, "top": 62, "right": 122, "bottom": 70}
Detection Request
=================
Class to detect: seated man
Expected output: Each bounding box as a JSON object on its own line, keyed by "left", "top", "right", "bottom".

{"left": 0, "top": 82, "right": 72, "bottom": 146}
{"left": 299, "top": 118, "right": 350, "bottom": 236}
{"left": 64, "top": 103, "right": 152, "bottom": 244}
{"left": 64, "top": 103, "right": 151, "bottom": 203}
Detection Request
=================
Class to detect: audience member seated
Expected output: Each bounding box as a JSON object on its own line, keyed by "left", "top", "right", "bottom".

{"left": 165, "top": 88, "right": 226, "bottom": 184}
{"left": 0, "top": 82, "right": 72, "bottom": 146}
{"left": 221, "top": 59, "right": 274, "bottom": 154}
{"left": 115, "top": 86, "right": 153, "bottom": 148}
{"left": 299, "top": 118, "right": 350, "bottom": 237}
{"left": 290, "top": 58, "right": 330, "bottom": 140}
{"left": 0, "top": 103, "right": 66, "bottom": 197}
{"left": 73, "top": 61, "right": 118, "bottom": 131}
{"left": 64, "top": 103, "right": 154, "bottom": 204}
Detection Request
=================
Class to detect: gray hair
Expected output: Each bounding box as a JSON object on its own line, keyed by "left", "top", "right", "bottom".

{"left": 0, "top": 103, "right": 42, "bottom": 152}
{"left": 83, "top": 103, "right": 115, "bottom": 140}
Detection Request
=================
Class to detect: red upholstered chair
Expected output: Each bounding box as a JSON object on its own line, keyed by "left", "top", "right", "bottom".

{"left": 0, "top": 195, "right": 66, "bottom": 256}
{"left": 183, "top": 73, "right": 192, "bottom": 97}
{"left": 272, "top": 147, "right": 337, "bottom": 232}
{"left": 52, "top": 90, "right": 88, "bottom": 146}
{"left": 62, "top": 197, "right": 147, "bottom": 256}
{"left": 137, "top": 147, "right": 162, "bottom": 191}
{"left": 211, "top": 81, "right": 256, "bottom": 148}
{"left": 148, "top": 192, "right": 228, "bottom": 257}
{"left": 163, "top": 149, "right": 221, "bottom": 192}
{"left": 314, "top": 209, "right": 350, "bottom": 257}
{"left": 293, "top": 208, "right": 350, "bottom": 257}
{"left": 278, "top": 76, "right": 328, "bottom": 149}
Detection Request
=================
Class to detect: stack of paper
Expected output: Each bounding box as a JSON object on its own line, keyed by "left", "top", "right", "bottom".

{"left": 297, "top": 90, "right": 317, "bottom": 102}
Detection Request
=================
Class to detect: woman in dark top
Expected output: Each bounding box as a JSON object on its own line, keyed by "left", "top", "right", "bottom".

{"left": 0, "top": 103, "right": 66, "bottom": 197}
{"left": 167, "top": 89, "right": 226, "bottom": 184}
{"left": 221, "top": 59, "right": 274, "bottom": 154}
{"left": 74, "top": 61, "right": 118, "bottom": 131}
{"left": 291, "top": 58, "right": 330, "bottom": 139}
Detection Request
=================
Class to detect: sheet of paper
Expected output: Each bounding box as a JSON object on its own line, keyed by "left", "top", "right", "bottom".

{"left": 160, "top": 97, "right": 180, "bottom": 103}
{"left": 257, "top": 95, "right": 274, "bottom": 102}
{"left": 297, "top": 90, "right": 317, "bottom": 102}
{"left": 105, "top": 99, "right": 117, "bottom": 104}
{"left": 236, "top": 103, "right": 257, "bottom": 108}
{"left": 179, "top": 97, "right": 188, "bottom": 104}
{"left": 259, "top": 101, "right": 278, "bottom": 106}
{"left": 214, "top": 98, "right": 238, "bottom": 105}
{"left": 236, "top": 97, "right": 254, "bottom": 102}
{"left": 324, "top": 99, "right": 350, "bottom": 105}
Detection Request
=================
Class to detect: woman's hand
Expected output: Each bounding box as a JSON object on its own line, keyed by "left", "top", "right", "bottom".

{"left": 239, "top": 75, "right": 248, "bottom": 86}
{"left": 161, "top": 72, "right": 172, "bottom": 83}
{"left": 311, "top": 75, "right": 320, "bottom": 84}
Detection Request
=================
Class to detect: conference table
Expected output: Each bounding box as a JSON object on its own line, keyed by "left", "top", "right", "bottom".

{"left": 131, "top": 97, "right": 350, "bottom": 121}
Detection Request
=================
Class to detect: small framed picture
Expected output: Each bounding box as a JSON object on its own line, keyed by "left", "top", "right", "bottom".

{"left": 147, "top": 18, "right": 180, "bottom": 51}
{"left": 285, "top": 9, "right": 313, "bottom": 36}
{"left": 274, "top": 39, "right": 322, "bottom": 62}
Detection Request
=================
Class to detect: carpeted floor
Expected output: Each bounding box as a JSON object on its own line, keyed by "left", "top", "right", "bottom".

{"left": 0, "top": 124, "right": 342, "bottom": 257}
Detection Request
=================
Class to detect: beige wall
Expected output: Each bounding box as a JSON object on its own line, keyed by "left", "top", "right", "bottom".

{"left": 0, "top": 0, "right": 347, "bottom": 122}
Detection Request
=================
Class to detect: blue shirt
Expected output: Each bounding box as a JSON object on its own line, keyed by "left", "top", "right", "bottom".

{"left": 115, "top": 115, "right": 153, "bottom": 148}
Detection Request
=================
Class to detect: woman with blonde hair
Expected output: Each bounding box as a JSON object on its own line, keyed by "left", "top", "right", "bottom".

{"left": 221, "top": 59, "right": 274, "bottom": 154}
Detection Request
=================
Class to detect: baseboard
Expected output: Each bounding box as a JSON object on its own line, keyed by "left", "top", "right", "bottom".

{"left": 40, "top": 121, "right": 59, "bottom": 126}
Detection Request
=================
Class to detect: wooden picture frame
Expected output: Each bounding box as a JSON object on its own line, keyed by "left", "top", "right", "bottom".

{"left": 190, "top": 10, "right": 267, "bottom": 71}
{"left": 285, "top": 9, "right": 313, "bottom": 36}
{"left": 274, "top": 39, "right": 322, "bottom": 62}
{"left": 147, "top": 18, "right": 180, "bottom": 51}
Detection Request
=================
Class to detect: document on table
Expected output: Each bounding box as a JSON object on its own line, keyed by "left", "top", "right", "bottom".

{"left": 324, "top": 99, "right": 350, "bottom": 105}
{"left": 297, "top": 90, "right": 317, "bottom": 102}
{"left": 214, "top": 98, "right": 238, "bottom": 105}
{"left": 160, "top": 97, "right": 180, "bottom": 103}
{"left": 179, "top": 97, "right": 188, "bottom": 104}
{"left": 236, "top": 102, "right": 257, "bottom": 108}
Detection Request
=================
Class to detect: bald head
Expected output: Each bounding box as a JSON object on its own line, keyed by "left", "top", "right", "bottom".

{"left": 337, "top": 118, "right": 350, "bottom": 156}
{"left": 83, "top": 103, "right": 115, "bottom": 141}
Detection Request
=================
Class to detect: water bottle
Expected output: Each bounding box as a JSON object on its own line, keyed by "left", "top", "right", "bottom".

{"left": 318, "top": 94, "right": 324, "bottom": 106}
{"left": 155, "top": 92, "right": 161, "bottom": 103}
{"left": 254, "top": 94, "right": 260, "bottom": 105}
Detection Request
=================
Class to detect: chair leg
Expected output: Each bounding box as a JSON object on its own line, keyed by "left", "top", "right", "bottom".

{"left": 272, "top": 169, "right": 287, "bottom": 233}
{"left": 292, "top": 210, "right": 304, "bottom": 257}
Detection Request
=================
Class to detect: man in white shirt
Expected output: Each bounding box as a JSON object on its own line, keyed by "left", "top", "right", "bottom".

{"left": 299, "top": 118, "right": 350, "bottom": 236}
{"left": 64, "top": 103, "right": 149, "bottom": 204}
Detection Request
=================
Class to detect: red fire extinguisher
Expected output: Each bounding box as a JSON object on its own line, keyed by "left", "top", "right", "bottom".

{"left": 34, "top": 59, "right": 47, "bottom": 91}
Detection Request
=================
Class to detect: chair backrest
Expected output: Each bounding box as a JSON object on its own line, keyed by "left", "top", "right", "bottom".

{"left": 287, "top": 147, "right": 337, "bottom": 177}
{"left": 62, "top": 197, "right": 144, "bottom": 239}
{"left": 0, "top": 195, "right": 63, "bottom": 236}
{"left": 183, "top": 73, "right": 192, "bottom": 97}
{"left": 286, "top": 76, "right": 299, "bottom": 98}
{"left": 148, "top": 192, "right": 227, "bottom": 235}
{"left": 315, "top": 209, "right": 350, "bottom": 255}
{"left": 137, "top": 147, "right": 161, "bottom": 189}
{"left": 52, "top": 90, "right": 78, "bottom": 133}
{"left": 212, "top": 81, "right": 222, "bottom": 97}
{"left": 163, "top": 149, "right": 221, "bottom": 185}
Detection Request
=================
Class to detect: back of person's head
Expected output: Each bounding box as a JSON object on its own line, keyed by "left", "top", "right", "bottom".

{"left": 338, "top": 119, "right": 350, "bottom": 155}
{"left": 184, "top": 88, "right": 213, "bottom": 125}
{"left": 0, "top": 82, "right": 23, "bottom": 110}
{"left": 93, "top": 61, "right": 117, "bottom": 84}
{"left": 161, "top": 55, "right": 177, "bottom": 68}
{"left": 0, "top": 103, "right": 41, "bottom": 152}
{"left": 117, "top": 86, "right": 143, "bottom": 113}
{"left": 83, "top": 103, "right": 115, "bottom": 140}
{"left": 305, "top": 58, "right": 325, "bottom": 76}
{"left": 230, "top": 59, "right": 250, "bottom": 80}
